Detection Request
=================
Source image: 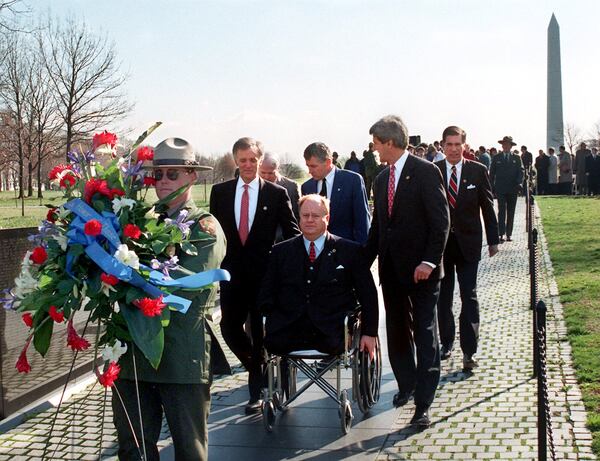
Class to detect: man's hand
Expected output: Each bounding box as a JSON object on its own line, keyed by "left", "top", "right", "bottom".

{"left": 413, "top": 263, "right": 433, "bottom": 283}
{"left": 359, "top": 335, "right": 377, "bottom": 360}
{"left": 489, "top": 244, "right": 499, "bottom": 257}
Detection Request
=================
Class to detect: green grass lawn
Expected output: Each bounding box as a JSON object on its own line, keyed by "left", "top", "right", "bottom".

{"left": 0, "top": 184, "right": 212, "bottom": 229}
{"left": 537, "top": 196, "right": 600, "bottom": 455}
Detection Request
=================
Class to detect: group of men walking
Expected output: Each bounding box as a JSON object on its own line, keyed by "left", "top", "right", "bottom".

{"left": 113, "top": 115, "right": 528, "bottom": 460}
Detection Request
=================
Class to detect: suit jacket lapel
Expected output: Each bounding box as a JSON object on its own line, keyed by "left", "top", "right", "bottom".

{"left": 247, "top": 177, "right": 266, "bottom": 242}
{"left": 316, "top": 234, "right": 336, "bottom": 284}
{"left": 391, "top": 155, "right": 415, "bottom": 217}
{"left": 457, "top": 161, "right": 469, "bottom": 198}
{"left": 223, "top": 180, "right": 240, "bottom": 244}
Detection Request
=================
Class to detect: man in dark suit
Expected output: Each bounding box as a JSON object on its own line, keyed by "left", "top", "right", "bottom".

{"left": 489, "top": 136, "right": 523, "bottom": 242}
{"left": 210, "top": 137, "right": 300, "bottom": 414}
{"left": 259, "top": 194, "right": 378, "bottom": 358}
{"left": 259, "top": 152, "right": 301, "bottom": 219}
{"left": 434, "top": 126, "right": 499, "bottom": 371}
{"left": 301, "top": 142, "right": 370, "bottom": 244}
{"left": 366, "top": 115, "right": 450, "bottom": 428}
{"left": 586, "top": 147, "right": 600, "bottom": 195}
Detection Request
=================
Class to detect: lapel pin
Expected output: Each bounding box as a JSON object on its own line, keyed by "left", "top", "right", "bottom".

{"left": 405, "top": 175, "right": 410, "bottom": 180}
{"left": 463, "top": 179, "right": 467, "bottom": 183}
{"left": 263, "top": 206, "right": 268, "bottom": 210}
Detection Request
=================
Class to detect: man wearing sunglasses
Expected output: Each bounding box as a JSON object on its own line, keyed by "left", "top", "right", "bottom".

{"left": 113, "top": 137, "right": 227, "bottom": 460}
{"left": 210, "top": 137, "right": 300, "bottom": 414}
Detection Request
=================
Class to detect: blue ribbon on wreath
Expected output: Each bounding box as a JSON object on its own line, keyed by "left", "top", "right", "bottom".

{"left": 63, "top": 198, "right": 229, "bottom": 314}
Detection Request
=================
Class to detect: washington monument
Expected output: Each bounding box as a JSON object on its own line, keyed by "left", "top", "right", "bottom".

{"left": 547, "top": 13, "right": 564, "bottom": 150}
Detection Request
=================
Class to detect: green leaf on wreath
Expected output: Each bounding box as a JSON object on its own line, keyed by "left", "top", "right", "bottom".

{"left": 151, "top": 240, "right": 168, "bottom": 254}
{"left": 33, "top": 319, "right": 54, "bottom": 357}
{"left": 161, "top": 305, "right": 170, "bottom": 327}
{"left": 57, "top": 279, "right": 76, "bottom": 295}
{"left": 119, "top": 301, "right": 164, "bottom": 369}
{"left": 180, "top": 241, "right": 198, "bottom": 256}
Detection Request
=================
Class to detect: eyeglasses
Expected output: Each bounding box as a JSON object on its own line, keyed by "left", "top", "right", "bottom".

{"left": 153, "top": 169, "right": 189, "bottom": 181}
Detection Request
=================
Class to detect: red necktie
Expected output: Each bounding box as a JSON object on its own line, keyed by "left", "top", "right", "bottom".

{"left": 448, "top": 165, "right": 458, "bottom": 209}
{"left": 239, "top": 184, "right": 249, "bottom": 245}
{"left": 387, "top": 165, "right": 396, "bottom": 217}
{"left": 309, "top": 241, "right": 316, "bottom": 262}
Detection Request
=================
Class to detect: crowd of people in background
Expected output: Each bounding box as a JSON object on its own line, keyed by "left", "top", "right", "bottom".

{"left": 341, "top": 139, "right": 600, "bottom": 198}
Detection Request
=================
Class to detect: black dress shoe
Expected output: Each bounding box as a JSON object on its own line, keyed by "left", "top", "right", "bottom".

{"left": 440, "top": 344, "right": 453, "bottom": 360}
{"left": 499, "top": 236, "right": 505, "bottom": 243}
{"left": 410, "top": 406, "right": 431, "bottom": 427}
{"left": 506, "top": 236, "right": 512, "bottom": 242}
{"left": 392, "top": 391, "right": 413, "bottom": 408}
{"left": 244, "top": 398, "right": 263, "bottom": 415}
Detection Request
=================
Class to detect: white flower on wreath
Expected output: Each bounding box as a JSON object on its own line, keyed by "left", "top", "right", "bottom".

{"left": 14, "top": 264, "right": 38, "bottom": 299}
{"left": 55, "top": 207, "right": 71, "bottom": 221}
{"left": 144, "top": 206, "right": 160, "bottom": 220}
{"left": 52, "top": 233, "right": 68, "bottom": 251}
{"left": 101, "top": 340, "right": 128, "bottom": 363}
{"left": 100, "top": 280, "right": 117, "bottom": 297}
{"left": 112, "top": 197, "right": 136, "bottom": 215}
{"left": 114, "top": 244, "right": 139, "bottom": 270}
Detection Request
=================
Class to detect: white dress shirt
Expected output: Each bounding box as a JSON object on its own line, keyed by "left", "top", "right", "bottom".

{"left": 319, "top": 167, "right": 336, "bottom": 199}
{"left": 303, "top": 232, "right": 327, "bottom": 259}
{"left": 234, "top": 176, "right": 259, "bottom": 230}
{"left": 445, "top": 159, "right": 463, "bottom": 191}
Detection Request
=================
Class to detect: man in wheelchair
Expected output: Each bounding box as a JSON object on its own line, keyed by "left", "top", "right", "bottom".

{"left": 259, "top": 193, "right": 378, "bottom": 361}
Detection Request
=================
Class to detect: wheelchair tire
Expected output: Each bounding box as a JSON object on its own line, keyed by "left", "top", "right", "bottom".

{"left": 262, "top": 400, "right": 276, "bottom": 432}
{"left": 354, "top": 337, "right": 382, "bottom": 414}
{"left": 339, "top": 390, "right": 353, "bottom": 435}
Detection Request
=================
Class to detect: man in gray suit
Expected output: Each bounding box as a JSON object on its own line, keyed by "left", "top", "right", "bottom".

{"left": 259, "top": 152, "right": 301, "bottom": 220}
{"left": 489, "top": 136, "right": 523, "bottom": 243}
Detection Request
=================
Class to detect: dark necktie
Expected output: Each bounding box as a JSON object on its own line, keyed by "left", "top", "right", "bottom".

{"left": 309, "top": 241, "right": 316, "bottom": 263}
{"left": 239, "top": 184, "right": 249, "bottom": 245}
{"left": 448, "top": 166, "right": 458, "bottom": 209}
{"left": 387, "top": 165, "right": 396, "bottom": 217}
{"left": 319, "top": 179, "right": 327, "bottom": 197}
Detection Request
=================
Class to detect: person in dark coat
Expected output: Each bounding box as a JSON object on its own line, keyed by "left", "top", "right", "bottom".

{"left": 586, "top": 147, "right": 600, "bottom": 195}
{"left": 489, "top": 136, "right": 523, "bottom": 242}
{"left": 259, "top": 194, "right": 378, "bottom": 358}
{"left": 366, "top": 114, "right": 450, "bottom": 428}
{"left": 534, "top": 149, "right": 550, "bottom": 195}
{"left": 210, "top": 137, "right": 300, "bottom": 414}
{"left": 434, "top": 126, "right": 499, "bottom": 371}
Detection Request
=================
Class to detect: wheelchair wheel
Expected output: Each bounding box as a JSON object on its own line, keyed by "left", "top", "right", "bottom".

{"left": 272, "top": 391, "right": 283, "bottom": 411}
{"left": 262, "top": 400, "right": 276, "bottom": 432}
{"left": 353, "top": 337, "right": 382, "bottom": 414}
{"left": 339, "top": 390, "right": 353, "bottom": 435}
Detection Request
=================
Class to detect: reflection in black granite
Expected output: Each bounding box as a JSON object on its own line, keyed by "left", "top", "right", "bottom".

{"left": 0, "top": 227, "right": 95, "bottom": 419}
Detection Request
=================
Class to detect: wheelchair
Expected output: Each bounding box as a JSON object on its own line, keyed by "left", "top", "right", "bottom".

{"left": 261, "top": 310, "right": 382, "bottom": 434}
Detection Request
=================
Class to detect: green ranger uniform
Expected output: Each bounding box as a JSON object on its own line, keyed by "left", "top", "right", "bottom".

{"left": 113, "top": 199, "right": 226, "bottom": 461}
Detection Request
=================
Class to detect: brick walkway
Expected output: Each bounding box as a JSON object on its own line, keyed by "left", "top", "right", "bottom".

{"left": 0, "top": 199, "right": 596, "bottom": 460}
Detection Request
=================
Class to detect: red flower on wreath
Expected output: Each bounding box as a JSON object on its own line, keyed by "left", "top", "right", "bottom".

{"left": 48, "top": 164, "right": 73, "bottom": 181}
{"left": 136, "top": 146, "right": 154, "bottom": 162}
{"left": 49, "top": 305, "right": 65, "bottom": 323}
{"left": 30, "top": 247, "right": 47, "bottom": 265}
{"left": 98, "top": 361, "right": 121, "bottom": 388}
{"left": 59, "top": 173, "right": 77, "bottom": 189}
{"left": 46, "top": 208, "right": 58, "bottom": 223}
{"left": 92, "top": 131, "right": 118, "bottom": 150}
{"left": 133, "top": 296, "right": 166, "bottom": 317}
{"left": 84, "top": 178, "right": 112, "bottom": 203}
{"left": 67, "top": 319, "right": 91, "bottom": 351}
{"left": 15, "top": 338, "right": 32, "bottom": 373}
{"left": 101, "top": 273, "right": 119, "bottom": 286}
{"left": 123, "top": 224, "right": 141, "bottom": 239}
{"left": 22, "top": 313, "right": 33, "bottom": 328}
{"left": 143, "top": 176, "right": 156, "bottom": 187}
{"left": 84, "top": 219, "right": 103, "bottom": 236}
{"left": 109, "top": 188, "right": 125, "bottom": 199}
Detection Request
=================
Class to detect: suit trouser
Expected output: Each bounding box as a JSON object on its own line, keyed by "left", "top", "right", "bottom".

{"left": 437, "top": 233, "right": 480, "bottom": 357}
{"left": 496, "top": 193, "right": 517, "bottom": 237}
{"left": 380, "top": 259, "right": 441, "bottom": 409}
{"left": 219, "top": 283, "right": 264, "bottom": 400}
{"left": 112, "top": 379, "right": 210, "bottom": 461}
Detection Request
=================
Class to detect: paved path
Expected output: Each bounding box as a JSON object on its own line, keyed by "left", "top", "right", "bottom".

{"left": 0, "top": 199, "right": 596, "bottom": 460}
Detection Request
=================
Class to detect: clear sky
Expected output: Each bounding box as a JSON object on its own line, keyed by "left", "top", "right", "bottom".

{"left": 31, "top": 0, "right": 600, "bottom": 161}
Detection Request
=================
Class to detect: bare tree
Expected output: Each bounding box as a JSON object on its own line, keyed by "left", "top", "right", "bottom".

{"left": 39, "top": 16, "right": 132, "bottom": 159}
{"left": 564, "top": 122, "right": 583, "bottom": 154}
{"left": 0, "top": 33, "right": 30, "bottom": 210}
{"left": 0, "top": 1, "right": 29, "bottom": 34}
{"left": 587, "top": 121, "right": 600, "bottom": 149}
